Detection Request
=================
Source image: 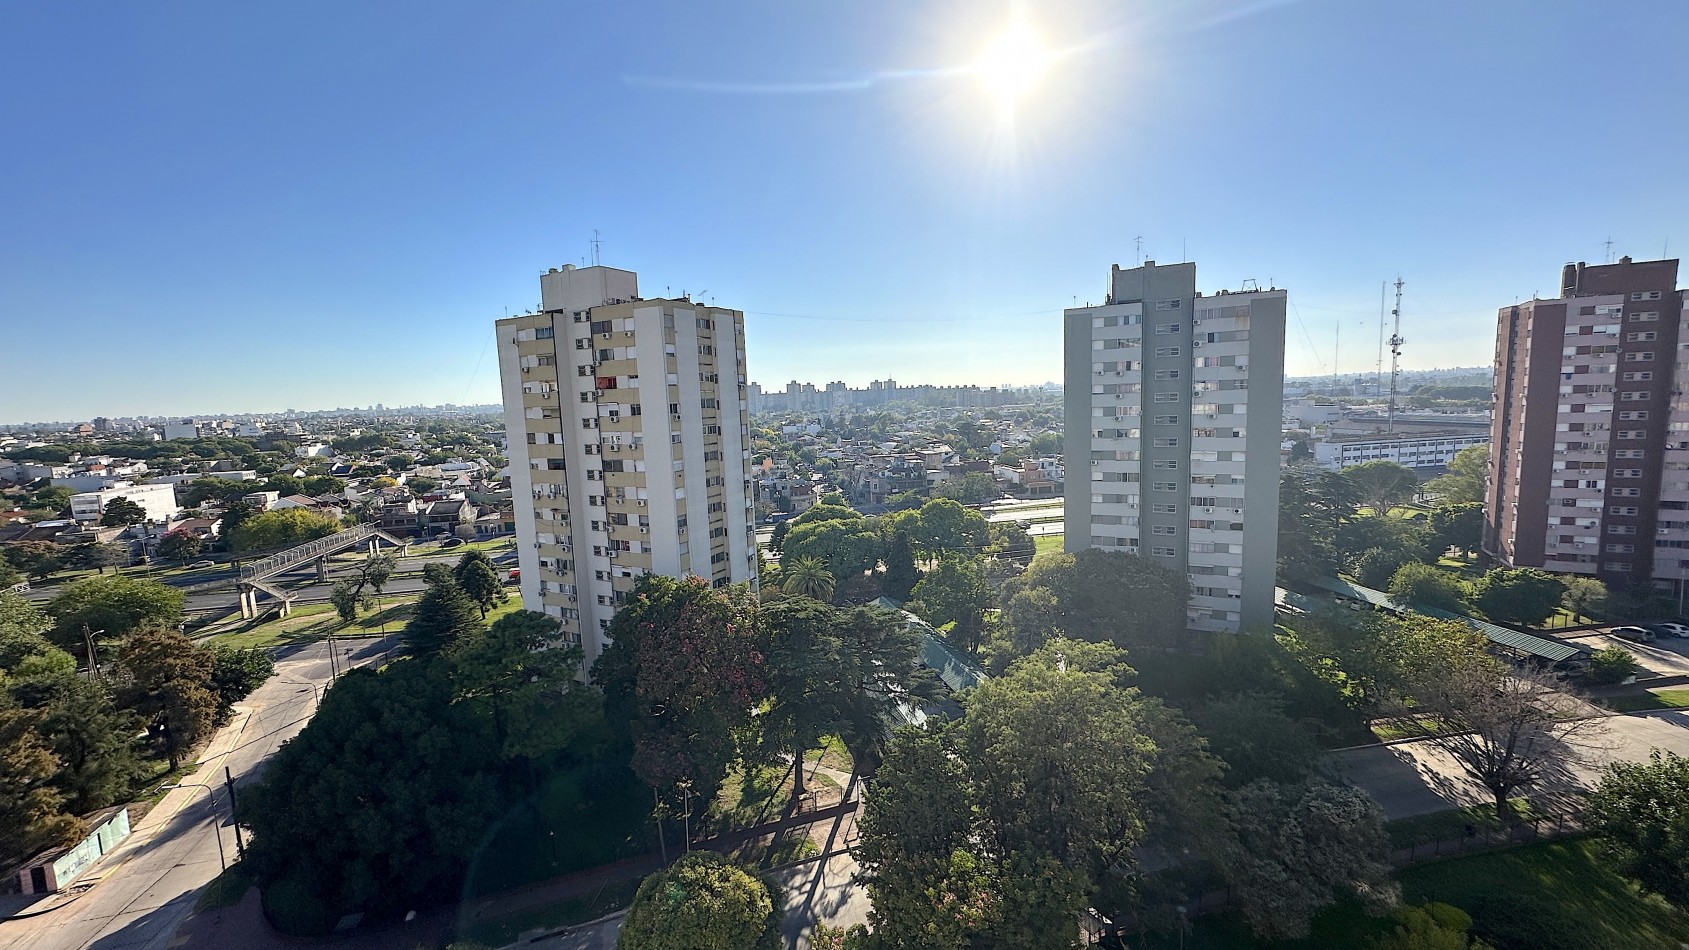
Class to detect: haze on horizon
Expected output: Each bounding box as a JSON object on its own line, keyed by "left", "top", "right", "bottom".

{"left": 3, "top": 0, "right": 1685, "bottom": 422}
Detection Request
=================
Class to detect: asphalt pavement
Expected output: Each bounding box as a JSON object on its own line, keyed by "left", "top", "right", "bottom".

{"left": 0, "top": 636, "right": 395, "bottom": 950}
{"left": 1330, "top": 708, "right": 1689, "bottom": 821}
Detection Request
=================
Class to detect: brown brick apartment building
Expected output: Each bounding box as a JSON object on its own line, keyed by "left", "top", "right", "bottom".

{"left": 1486, "top": 257, "right": 1689, "bottom": 591}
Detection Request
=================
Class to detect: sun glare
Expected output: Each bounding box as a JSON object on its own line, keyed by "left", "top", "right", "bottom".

{"left": 974, "top": 20, "right": 1050, "bottom": 111}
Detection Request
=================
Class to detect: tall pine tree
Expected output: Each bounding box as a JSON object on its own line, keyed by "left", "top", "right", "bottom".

{"left": 882, "top": 528, "right": 920, "bottom": 602}
{"left": 403, "top": 564, "right": 480, "bottom": 658}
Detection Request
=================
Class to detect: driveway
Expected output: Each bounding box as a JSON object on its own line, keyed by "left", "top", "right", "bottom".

{"left": 1561, "top": 629, "right": 1689, "bottom": 679}
{"left": 1330, "top": 709, "right": 1689, "bottom": 820}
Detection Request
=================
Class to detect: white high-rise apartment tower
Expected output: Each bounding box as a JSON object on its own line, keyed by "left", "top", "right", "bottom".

{"left": 497, "top": 264, "right": 757, "bottom": 670}
{"left": 1064, "top": 261, "right": 1286, "bottom": 633}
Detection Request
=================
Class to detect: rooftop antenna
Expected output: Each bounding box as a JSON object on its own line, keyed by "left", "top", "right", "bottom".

{"left": 591, "top": 229, "right": 603, "bottom": 266}
{"left": 1603, "top": 236, "right": 1614, "bottom": 264}
{"left": 1134, "top": 235, "right": 1144, "bottom": 264}
{"left": 1387, "top": 277, "right": 1405, "bottom": 432}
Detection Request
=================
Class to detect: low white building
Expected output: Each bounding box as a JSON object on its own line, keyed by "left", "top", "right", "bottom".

{"left": 161, "top": 422, "right": 200, "bottom": 441}
{"left": 294, "top": 443, "right": 334, "bottom": 458}
{"left": 69, "top": 482, "right": 179, "bottom": 524}
{"left": 1312, "top": 432, "right": 1489, "bottom": 471}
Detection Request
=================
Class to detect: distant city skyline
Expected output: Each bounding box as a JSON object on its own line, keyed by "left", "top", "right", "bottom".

{"left": 3, "top": 1, "right": 1685, "bottom": 421}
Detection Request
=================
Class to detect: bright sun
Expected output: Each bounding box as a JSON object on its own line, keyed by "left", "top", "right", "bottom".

{"left": 974, "top": 20, "right": 1050, "bottom": 111}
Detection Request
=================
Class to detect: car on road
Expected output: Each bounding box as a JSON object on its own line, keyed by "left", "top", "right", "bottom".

{"left": 438, "top": 537, "right": 464, "bottom": 549}
{"left": 1612, "top": 625, "right": 1656, "bottom": 643}
{"left": 187, "top": 560, "right": 216, "bottom": 569}
{"left": 506, "top": 568, "right": 520, "bottom": 584}
{"left": 1648, "top": 622, "right": 1689, "bottom": 638}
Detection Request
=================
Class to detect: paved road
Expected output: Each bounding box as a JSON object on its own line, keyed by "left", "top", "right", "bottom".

{"left": 0, "top": 636, "right": 395, "bottom": 950}
{"left": 1562, "top": 628, "right": 1689, "bottom": 679}
{"left": 1330, "top": 708, "right": 1689, "bottom": 820}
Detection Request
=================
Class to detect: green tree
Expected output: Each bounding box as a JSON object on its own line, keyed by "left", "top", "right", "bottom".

{"left": 780, "top": 556, "right": 835, "bottom": 602}
{"left": 1424, "top": 445, "right": 1487, "bottom": 506}
{"left": 1585, "top": 750, "right": 1689, "bottom": 906}
{"left": 1427, "top": 503, "right": 1484, "bottom": 559}
{"left": 155, "top": 529, "right": 203, "bottom": 563}
{"left": 454, "top": 550, "right": 506, "bottom": 618}
{"left": 239, "top": 663, "right": 502, "bottom": 933}
{"left": 932, "top": 471, "right": 998, "bottom": 507}
{"left": 1394, "top": 649, "right": 1601, "bottom": 818}
{"left": 217, "top": 501, "right": 258, "bottom": 548}
{"left": 1343, "top": 460, "right": 1420, "bottom": 515}
{"left": 1561, "top": 576, "right": 1609, "bottom": 622}
{"left": 999, "top": 549, "right": 1188, "bottom": 651}
{"left": 1470, "top": 567, "right": 1563, "bottom": 626}
{"left": 782, "top": 519, "right": 881, "bottom": 581}
{"left": 593, "top": 576, "right": 765, "bottom": 800}
{"left": 1002, "top": 586, "right": 1062, "bottom": 656}
{"left": 1388, "top": 562, "right": 1468, "bottom": 611}
{"left": 964, "top": 643, "right": 1155, "bottom": 877}
{"left": 1586, "top": 646, "right": 1641, "bottom": 685}
{"left": 16, "top": 670, "right": 144, "bottom": 814}
{"left": 75, "top": 541, "right": 131, "bottom": 574}
{"left": 1189, "top": 691, "right": 1322, "bottom": 787}
{"left": 115, "top": 626, "right": 218, "bottom": 769}
{"left": 403, "top": 564, "right": 481, "bottom": 658}
{"left": 301, "top": 475, "right": 346, "bottom": 496}
{"left": 909, "top": 555, "right": 990, "bottom": 654}
{"left": 0, "top": 700, "right": 84, "bottom": 864}
{"left": 880, "top": 528, "right": 919, "bottom": 601}
{"left": 48, "top": 575, "right": 184, "bottom": 657}
{"left": 451, "top": 610, "right": 597, "bottom": 759}
{"left": 1223, "top": 780, "right": 1399, "bottom": 940}
{"left": 617, "top": 851, "right": 780, "bottom": 950}
{"left": 407, "top": 476, "right": 439, "bottom": 496}
{"left": 854, "top": 728, "right": 992, "bottom": 949}
{"left": 1354, "top": 546, "right": 1418, "bottom": 590}
{"left": 328, "top": 578, "right": 368, "bottom": 624}
{"left": 209, "top": 646, "right": 274, "bottom": 716}
{"left": 3, "top": 541, "right": 66, "bottom": 582}
{"left": 911, "top": 498, "right": 989, "bottom": 556}
{"left": 99, "top": 496, "right": 147, "bottom": 527}
{"left": 769, "top": 519, "right": 790, "bottom": 553}
{"left": 1370, "top": 902, "right": 1492, "bottom": 950}
{"left": 231, "top": 508, "right": 340, "bottom": 552}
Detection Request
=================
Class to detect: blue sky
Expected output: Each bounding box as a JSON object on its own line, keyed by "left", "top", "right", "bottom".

{"left": 3, "top": 0, "right": 1686, "bottom": 422}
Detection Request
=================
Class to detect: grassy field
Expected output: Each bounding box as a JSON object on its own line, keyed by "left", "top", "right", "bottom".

{"left": 1032, "top": 533, "right": 1064, "bottom": 558}
{"left": 1603, "top": 688, "right": 1689, "bottom": 713}
{"left": 1136, "top": 837, "right": 1689, "bottom": 949}
{"left": 1384, "top": 798, "right": 1540, "bottom": 849}
{"left": 198, "top": 596, "right": 422, "bottom": 650}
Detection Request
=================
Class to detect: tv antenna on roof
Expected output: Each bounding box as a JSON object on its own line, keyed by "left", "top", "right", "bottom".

{"left": 591, "top": 229, "right": 603, "bottom": 266}
{"left": 1603, "top": 236, "right": 1614, "bottom": 264}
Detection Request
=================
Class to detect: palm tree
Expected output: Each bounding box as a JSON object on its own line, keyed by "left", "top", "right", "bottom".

{"left": 781, "top": 557, "right": 836, "bottom": 602}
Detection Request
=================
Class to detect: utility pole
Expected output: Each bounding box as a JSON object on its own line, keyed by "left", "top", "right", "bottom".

{"left": 224, "top": 766, "right": 246, "bottom": 858}
{"left": 1376, "top": 282, "right": 1386, "bottom": 396}
{"left": 1387, "top": 278, "right": 1405, "bottom": 432}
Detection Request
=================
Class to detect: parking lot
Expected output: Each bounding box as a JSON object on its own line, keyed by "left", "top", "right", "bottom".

{"left": 1563, "top": 626, "right": 1689, "bottom": 679}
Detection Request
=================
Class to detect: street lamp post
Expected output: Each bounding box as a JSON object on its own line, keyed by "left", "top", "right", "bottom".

{"left": 159, "top": 782, "right": 226, "bottom": 870}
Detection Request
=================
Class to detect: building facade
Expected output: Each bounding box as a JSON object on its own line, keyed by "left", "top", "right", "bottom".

{"left": 68, "top": 481, "right": 179, "bottom": 524}
{"left": 1485, "top": 257, "right": 1688, "bottom": 589}
{"left": 1064, "top": 261, "right": 1285, "bottom": 633}
{"left": 497, "top": 264, "right": 756, "bottom": 669}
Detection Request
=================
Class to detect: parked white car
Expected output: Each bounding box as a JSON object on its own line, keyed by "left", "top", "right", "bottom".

{"left": 1648, "top": 622, "right": 1689, "bottom": 638}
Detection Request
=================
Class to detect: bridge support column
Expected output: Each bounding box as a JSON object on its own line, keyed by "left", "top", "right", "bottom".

{"left": 316, "top": 556, "right": 329, "bottom": 582}
{"left": 278, "top": 598, "right": 291, "bottom": 619}
{"left": 239, "top": 588, "right": 255, "bottom": 620}
{"left": 369, "top": 539, "right": 378, "bottom": 556}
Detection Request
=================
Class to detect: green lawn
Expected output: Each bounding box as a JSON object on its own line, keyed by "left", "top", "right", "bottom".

{"left": 1384, "top": 798, "right": 1540, "bottom": 849}
{"left": 1134, "top": 838, "right": 1689, "bottom": 950}
{"left": 1370, "top": 714, "right": 1451, "bottom": 743}
{"left": 199, "top": 596, "right": 421, "bottom": 650}
{"left": 1032, "top": 533, "right": 1064, "bottom": 559}
{"left": 1603, "top": 689, "right": 1689, "bottom": 713}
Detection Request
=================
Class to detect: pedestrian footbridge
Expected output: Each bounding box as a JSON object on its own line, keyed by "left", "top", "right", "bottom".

{"left": 235, "top": 523, "right": 409, "bottom": 619}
